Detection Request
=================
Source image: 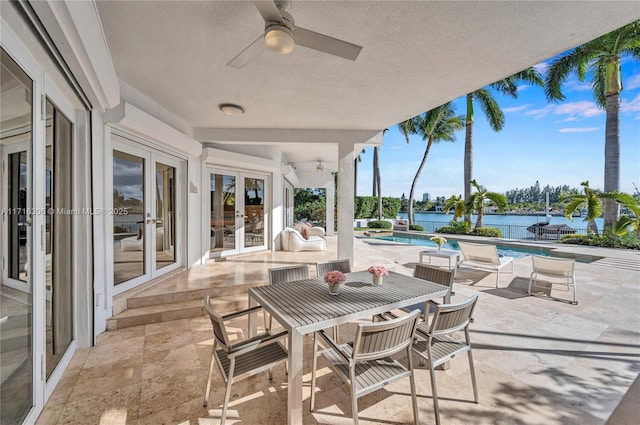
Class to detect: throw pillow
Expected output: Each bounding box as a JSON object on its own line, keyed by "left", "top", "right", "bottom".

{"left": 300, "top": 226, "right": 310, "bottom": 240}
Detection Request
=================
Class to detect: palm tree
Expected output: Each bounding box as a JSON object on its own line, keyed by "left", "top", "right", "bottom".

{"left": 612, "top": 192, "right": 640, "bottom": 236}
{"left": 398, "top": 102, "right": 464, "bottom": 224}
{"left": 373, "top": 130, "right": 386, "bottom": 220}
{"left": 564, "top": 181, "right": 640, "bottom": 236}
{"left": 545, "top": 21, "right": 640, "bottom": 231}
{"left": 443, "top": 194, "right": 465, "bottom": 222}
{"left": 563, "top": 181, "right": 606, "bottom": 235}
{"left": 464, "top": 179, "right": 507, "bottom": 230}
{"left": 463, "top": 68, "right": 543, "bottom": 225}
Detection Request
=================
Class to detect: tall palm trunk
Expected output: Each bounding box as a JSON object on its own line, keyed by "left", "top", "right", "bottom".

{"left": 408, "top": 140, "right": 432, "bottom": 224}
{"left": 603, "top": 56, "right": 621, "bottom": 230}
{"left": 475, "top": 205, "right": 484, "bottom": 230}
{"left": 464, "top": 93, "right": 474, "bottom": 225}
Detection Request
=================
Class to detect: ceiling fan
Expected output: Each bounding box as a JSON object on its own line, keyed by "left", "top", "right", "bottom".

{"left": 227, "top": 0, "right": 363, "bottom": 69}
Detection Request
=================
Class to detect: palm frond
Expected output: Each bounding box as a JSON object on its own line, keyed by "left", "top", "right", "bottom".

{"left": 586, "top": 195, "right": 603, "bottom": 221}
{"left": 475, "top": 89, "right": 504, "bottom": 132}
{"left": 564, "top": 197, "right": 585, "bottom": 219}
{"left": 591, "top": 59, "right": 608, "bottom": 108}
{"left": 613, "top": 215, "right": 636, "bottom": 236}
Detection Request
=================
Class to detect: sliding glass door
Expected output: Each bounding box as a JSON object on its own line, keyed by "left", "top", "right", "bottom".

{"left": 1, "top": 48, "right": 34, "bottom": 425}
{"left": 112, "top": 139, "right": 182, "bottom": 291}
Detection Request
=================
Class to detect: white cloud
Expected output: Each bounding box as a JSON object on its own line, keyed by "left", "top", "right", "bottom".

{"left": 533, "top": 61, "right": 549, "bottom": 75}
{"left": 554, "top": 101, "right": 603, "bottom": 118}
{"left": 565, "top": 79, "right": 592, "bottom": 92}
{"left": 621, "top": 94, "right": 640, "bottom": 113}
{"left": 524, "top": 100, "right": 603, "bottom": 121}
{"left": 524, "top": 105, "right": 555, "bottom": 119}
{"left": 558, "top": 127, "right": 600, "bottom": 133}
{"left": 562, "top": 116, "right": 578, "bottom": 122}
{"left": 625, "top": 74, "right": 640, "bottom": 90}
{"left": 517, "top": 84, "right": 530, "bottom": 92}
{"left": 503, "top": 104, "right": 532, "bottom": 113}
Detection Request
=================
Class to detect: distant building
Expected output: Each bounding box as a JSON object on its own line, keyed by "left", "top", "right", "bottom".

{"left": 422, "top": 192, "right": 430, "bottom": 202}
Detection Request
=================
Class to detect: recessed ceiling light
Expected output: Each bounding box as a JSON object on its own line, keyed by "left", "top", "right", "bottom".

{"left": 219, "top": 104, "right": 244, "bottom": 116}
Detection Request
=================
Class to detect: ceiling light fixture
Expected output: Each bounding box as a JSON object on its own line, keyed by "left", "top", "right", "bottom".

{"left": 218, "top": 103, "right": 245, "bottom": 116}
{"left": 264, "top": 24, "right": 294, "bottom": 54}
{"left": 316, "top": 160, "right": 325, "bottom": 172}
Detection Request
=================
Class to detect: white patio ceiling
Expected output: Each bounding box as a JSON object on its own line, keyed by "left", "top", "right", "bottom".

{"left": 95, "top": 0, "right": 640, "bottom": 168}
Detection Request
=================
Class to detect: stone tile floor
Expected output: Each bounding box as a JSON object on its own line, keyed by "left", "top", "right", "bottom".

{"left": 36, "top": 235, "right": 639, "bottom": 424}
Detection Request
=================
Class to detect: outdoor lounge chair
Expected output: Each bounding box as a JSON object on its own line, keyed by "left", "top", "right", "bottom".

{"left": 202, "top": 295, "right": 288, "bottom": 425}
{"left": 280, "top": 227, "right": 326, "bottom": 252}
{"left": 310, "top": 309, "right": 421, "bottom": 425}
{"left": 458, "top": 241, "right": 514, "bottom": 287}
{"left": 412, "top": 295, "right": 480, "bottom": 425}
{"left": 528, "top": 255, "right": 577, "bottom": 304}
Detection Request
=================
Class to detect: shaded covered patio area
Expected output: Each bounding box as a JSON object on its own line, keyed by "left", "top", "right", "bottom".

{"left": 36, "top": 236, "right": 639, "bottom": 425}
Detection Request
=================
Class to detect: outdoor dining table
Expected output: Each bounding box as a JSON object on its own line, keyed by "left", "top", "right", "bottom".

{"left": 248, "top": 269, "right": 449, "bottom": 425}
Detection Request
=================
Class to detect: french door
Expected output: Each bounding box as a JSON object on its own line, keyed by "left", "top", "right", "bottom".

{"left": 209, "top": 169, "right": 267, "bottom": 257}
{"left": 112, "top": 138, "right": 183, "bottom": 293}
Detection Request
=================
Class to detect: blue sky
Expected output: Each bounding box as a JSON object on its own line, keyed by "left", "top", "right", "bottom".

{"left": 356, "top": 54, "right": 640, "bottom": 200}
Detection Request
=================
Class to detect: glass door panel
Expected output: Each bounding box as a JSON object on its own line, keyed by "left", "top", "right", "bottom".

{"left": 1, "top": 47, "right": 33, "bottom": 425}
{"left": 154, "top": 162, "right": 176, "bottom": 270}
{"left": 244, "top": 177, "right": 264, "bottom": 248}
{"left": 44, "top": 99, "right": 73, "bottom": 378}
{"left": 113, "top": 150, "right": 146, "bottom": 285}
{"left": 210, "top": 173, "right": 237, "bottom": 256}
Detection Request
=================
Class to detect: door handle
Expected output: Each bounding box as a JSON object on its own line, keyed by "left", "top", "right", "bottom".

{"left": 146, "top": 218, "right": 157, "bottom": 224}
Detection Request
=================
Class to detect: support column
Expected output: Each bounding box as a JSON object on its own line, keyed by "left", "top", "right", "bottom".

{"left": 325, "top": 182, "right": 335, "bottom": 235}
{"left": 337, "top": 143, "right": 355, "bottom": 262}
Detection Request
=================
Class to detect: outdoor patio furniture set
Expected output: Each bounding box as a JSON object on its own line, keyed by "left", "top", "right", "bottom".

{"left": 202, "top": 245, "right": 578, "bottom": 425}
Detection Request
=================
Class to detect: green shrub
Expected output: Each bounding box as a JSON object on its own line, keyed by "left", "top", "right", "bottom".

{"left": 367, "top": 220, "right": 392, "bottom": 229}
{"left": 561, "top": 231, "right": 640, "bottom": 249}
{"left": 436, "top": 225, "right": 465, "bottom": 235}
{"left": 436, "top": 220, "right": 470, "bottom": 235}
{"left": 470, "top": 227, "right": 503, "bottom": 238}
{"left": 409, "top": 224, "right": 424, "bottom": 231}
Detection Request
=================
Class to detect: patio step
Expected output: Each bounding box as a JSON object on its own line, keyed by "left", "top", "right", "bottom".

{"left": 106, "top": 294, "right": 249, "bottom": 330}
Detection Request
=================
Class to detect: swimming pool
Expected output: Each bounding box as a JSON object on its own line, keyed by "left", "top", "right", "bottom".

{"left": 368, "top": 235, "right": 553, "bottom": 259}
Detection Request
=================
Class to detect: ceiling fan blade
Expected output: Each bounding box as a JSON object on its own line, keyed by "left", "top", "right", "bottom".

{"left": 254, "top": 1, "right": 282, "bottom": 23}
{"left": 226, "top": 34, "right": 267, "bottom": 68}
{"left": 295, "top": 27, "right": 362, "bottom": 61}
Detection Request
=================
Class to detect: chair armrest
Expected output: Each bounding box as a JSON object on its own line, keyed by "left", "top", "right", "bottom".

{"left": 221, "top": 305, "right": 264, "bottom": 321}
{"left": 228, "top": 330, "right": 288, "bottom": 357}
{"left": 316, "top": 329, "right": 351, "bottom": 363}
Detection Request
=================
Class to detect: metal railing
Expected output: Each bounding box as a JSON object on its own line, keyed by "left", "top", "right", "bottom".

{"left": 412, "top": 220, "right": 588, "bottom": 241}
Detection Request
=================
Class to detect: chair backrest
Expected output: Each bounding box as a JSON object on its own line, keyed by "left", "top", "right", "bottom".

{"left": 204, "top": 295, "right": 231, "bottom": 351}
{"left": 428, "top": 295, "right": 478, "bottom": 336}
{"left": 458, "top": 241, "right": 499, "bottom": 265}
{"left": 532, "top": 255, "right": 575, "bottom": 277}
{"left": 352, "top": 309, "right": 420, "bottom": 362}
{"left": 316, "top": 259, "right": 351, "bottom": 277}
{"left": 269, "top": 264, "right": 310, "bottom": 284}
{"left": 414, "top": 264, "right": 454, "bottom": 289}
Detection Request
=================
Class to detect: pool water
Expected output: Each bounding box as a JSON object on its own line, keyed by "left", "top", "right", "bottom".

{"left": 369, "top": 235, "right": 552, "bottom": 259}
